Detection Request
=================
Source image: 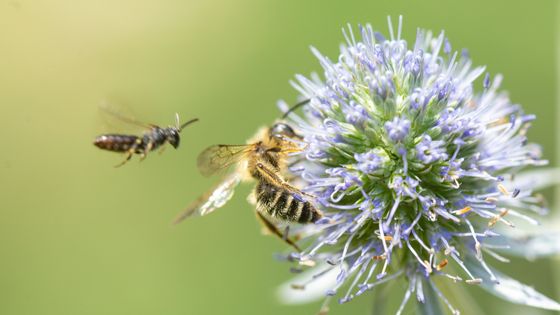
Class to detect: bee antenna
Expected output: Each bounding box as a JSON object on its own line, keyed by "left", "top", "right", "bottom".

{"left": 281, "top": 99, "right": 310, "bottom": 119}
{"left": 179, "top": 118, "right": 199, "bottom": 131}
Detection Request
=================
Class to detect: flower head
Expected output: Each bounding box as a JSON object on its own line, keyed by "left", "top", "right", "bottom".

{"left": 276, "top": 16, "right": 559, "bottom": 314}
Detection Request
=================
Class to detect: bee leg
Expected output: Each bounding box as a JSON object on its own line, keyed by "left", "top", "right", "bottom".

{"left": 255, "top": 162, "right": 316, "bottom": 199}
{"left": 276, "top": 178, "right": 316, "bottom": 199}
{"left": 279, "top": 142, "right": 309, "bottom": 154}
{"left": 282, "top": 225, "right": 300, "bottom": 242}
{"left": 140, "top": 141, "right": 154, "bottom": 161}
{"left": 114, "top": 138, "right": 143, "bottom": 167}
{"left": 114, "top": 151, "right": 133, "bottom": 167}
{"left": 255, "top": 211, "right": 301, "bottom": 252}
{"left": 158, "top": 145, "right": 167, "bottom": 155}
{"left": 114, "top": 144, "right": 139, "bottom": 168}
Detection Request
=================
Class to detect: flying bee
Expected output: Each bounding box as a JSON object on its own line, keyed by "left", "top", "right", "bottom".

{"left": 94, "top": 108, "right": 198, "bottom": 167}
{"left": 174, "top": 122, "right": 323, "bottom": 250}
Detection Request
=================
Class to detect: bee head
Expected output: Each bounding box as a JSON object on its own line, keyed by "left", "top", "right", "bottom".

{"left": 167, "top": 128, "right": 181, "bottom": 148}
{"left": 269, "top": 123, "right": 301, "bottom": 141}
{"left": 168, "top": 114, "right": 199, "bottom": 149}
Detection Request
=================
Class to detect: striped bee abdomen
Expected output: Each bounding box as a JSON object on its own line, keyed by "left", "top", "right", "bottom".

{"left": 255, "top": 182, "right": 321, "bottom": 223}
{"left": 93, "top": 134, "right": 141, "bottom": 152}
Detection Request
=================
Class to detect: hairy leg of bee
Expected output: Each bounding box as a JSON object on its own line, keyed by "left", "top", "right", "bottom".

{"left": 255, "top": 211, "right": 301, "bottom": 252}
{"left": 158, "top": 145, "right": 167, "bottom": 155}
{"left": 255, "top": 163, "right": 315, "bottom": 198}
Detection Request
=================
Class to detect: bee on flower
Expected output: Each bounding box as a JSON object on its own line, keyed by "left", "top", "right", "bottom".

{"left": 273, "top": 16, "right": 560, "bottom": 314}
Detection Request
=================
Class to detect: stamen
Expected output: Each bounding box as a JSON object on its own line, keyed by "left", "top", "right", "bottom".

{"left": 484, "top": 244, "right": 510, "bottom": 249}
{"left": 372, "top": 254, "right": 387, "bottom": 261}
{"left": 497, "top": 184, "right": 510, "bottom": 196}
{"left": 339, "top": 230, "right": 358, "bottom": 274}
{"left": 406, "top": 240, "right": 431, "bottom": 273}
{"left": 359, "top": 262, "right": 378, "bottom": 290}
{"left": 424, "top": 260, "right": 433, "bottom": 274}
{"left": 412, "top": 229, "right": 434, "bottom": 254}
{"left": 482, "top": 247, "right": 510, "bottom": 263}
{"left": 378, "top": 235, "right": 393, "bottom": 241}
{"left": 385, "top": 195, "right": 402, "bottom": 227}
{"left": 452, "top": 206, "right": 472, "bottom": 215}
{"left": 396, "top": 277, "right": 414, "bottom": 315}
{"left": 436, "top": 259, "right": 449, "bottom": 271}
{"left": 403, "top": 209, "right": 423, "bottom": 235}
{"left": 503, "top": 208, "right": 539, "bottom": 225}
{"left": 359, "top": 270, "right": 404, "bottom": 294}
{"left": 450, "top": 252, "right": 480, "bottom": 283}
{"left": 440, "top": 273, "right": 463, "bottom": 282}
{"left": 485, "top": 197, "right": 498, "bottom": 203}
{"left": 378, "top": 220, "right": 389, "bottom": 254}
{"left": 340, "top": 259, "right": 371, "bottom": 303}
{"left": 466, "top": 278, "right": 482, "bottom": 285}
{"left": 429, "top": 252, "right": 435, "bottom": 268}
{"left": 289, "top": 267, "right": 337, "bottom": 291}
{"left": 440, "top": 236, "right": 459, "bottom": 256}
{"left": 476, "top": 256, "right": 498, "bottom": 283}
{"left": 488, "top": 209, "right": 511, "bottom": 227}
{"left": 416, "top": 276, "right": 425, "bottom": 303}
{"left": 464, "top": 219, "right": 482, "bottom": 259}
{"left": 299, "top": 259, "right": 316, "bottom": 267}
{"left": 380, "top": 256, "right": 390, "bottom": 278}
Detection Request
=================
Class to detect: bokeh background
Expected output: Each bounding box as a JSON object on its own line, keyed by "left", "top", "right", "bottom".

{"left": 0, "top": 1, "right": 558, "bottom": 314}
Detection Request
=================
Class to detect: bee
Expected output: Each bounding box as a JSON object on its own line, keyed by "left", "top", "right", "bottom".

{"left": 174, "top": 122, "right": 323, "bottom": 250}
{"left": 94, "top": 110, "right": 198, "bottom": 167}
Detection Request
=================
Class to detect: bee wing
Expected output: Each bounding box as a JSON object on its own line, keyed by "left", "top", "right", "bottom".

{"left": 197, "top": 144, "right": 253, "bottom": 177}
{"left": 98, "top": 101, "right": 155, "bottom": 131}
{"left": 173, "top": 174, "right": 242, "bottom": 224}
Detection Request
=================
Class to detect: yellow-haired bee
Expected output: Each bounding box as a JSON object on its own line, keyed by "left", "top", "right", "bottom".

{"left": 174, "top": 122, "right": 322, "bottom": 250}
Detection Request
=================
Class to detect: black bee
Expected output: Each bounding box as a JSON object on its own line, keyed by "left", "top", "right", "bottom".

{"left": 94, "top": 112, "right": 198, "bottom": 167}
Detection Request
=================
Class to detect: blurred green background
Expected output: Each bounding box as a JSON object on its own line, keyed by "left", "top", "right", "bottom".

{"left": 0, "top": 1, "right": 558, "bottom": 314}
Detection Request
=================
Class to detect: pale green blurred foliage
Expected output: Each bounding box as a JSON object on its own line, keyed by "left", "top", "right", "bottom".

{"left": 0, "top": 1, "right": 557, "bottom": 314}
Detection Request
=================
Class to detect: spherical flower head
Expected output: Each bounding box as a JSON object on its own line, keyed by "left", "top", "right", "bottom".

{"left": 277, "top": 16, "right": 559, "bottom": 314}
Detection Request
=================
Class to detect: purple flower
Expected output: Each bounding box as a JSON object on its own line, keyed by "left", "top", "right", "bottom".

{"left": 385, "top": 117, "right": 411, "bottom": 142}
{"left": 275, "top": 16, "right": 558, "bottom": 315}
{"left": 354, "top": 150, "right": 383, "bottom": 174}
{"left": 415, "top": 135, "right": 448, "bottom": 164}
